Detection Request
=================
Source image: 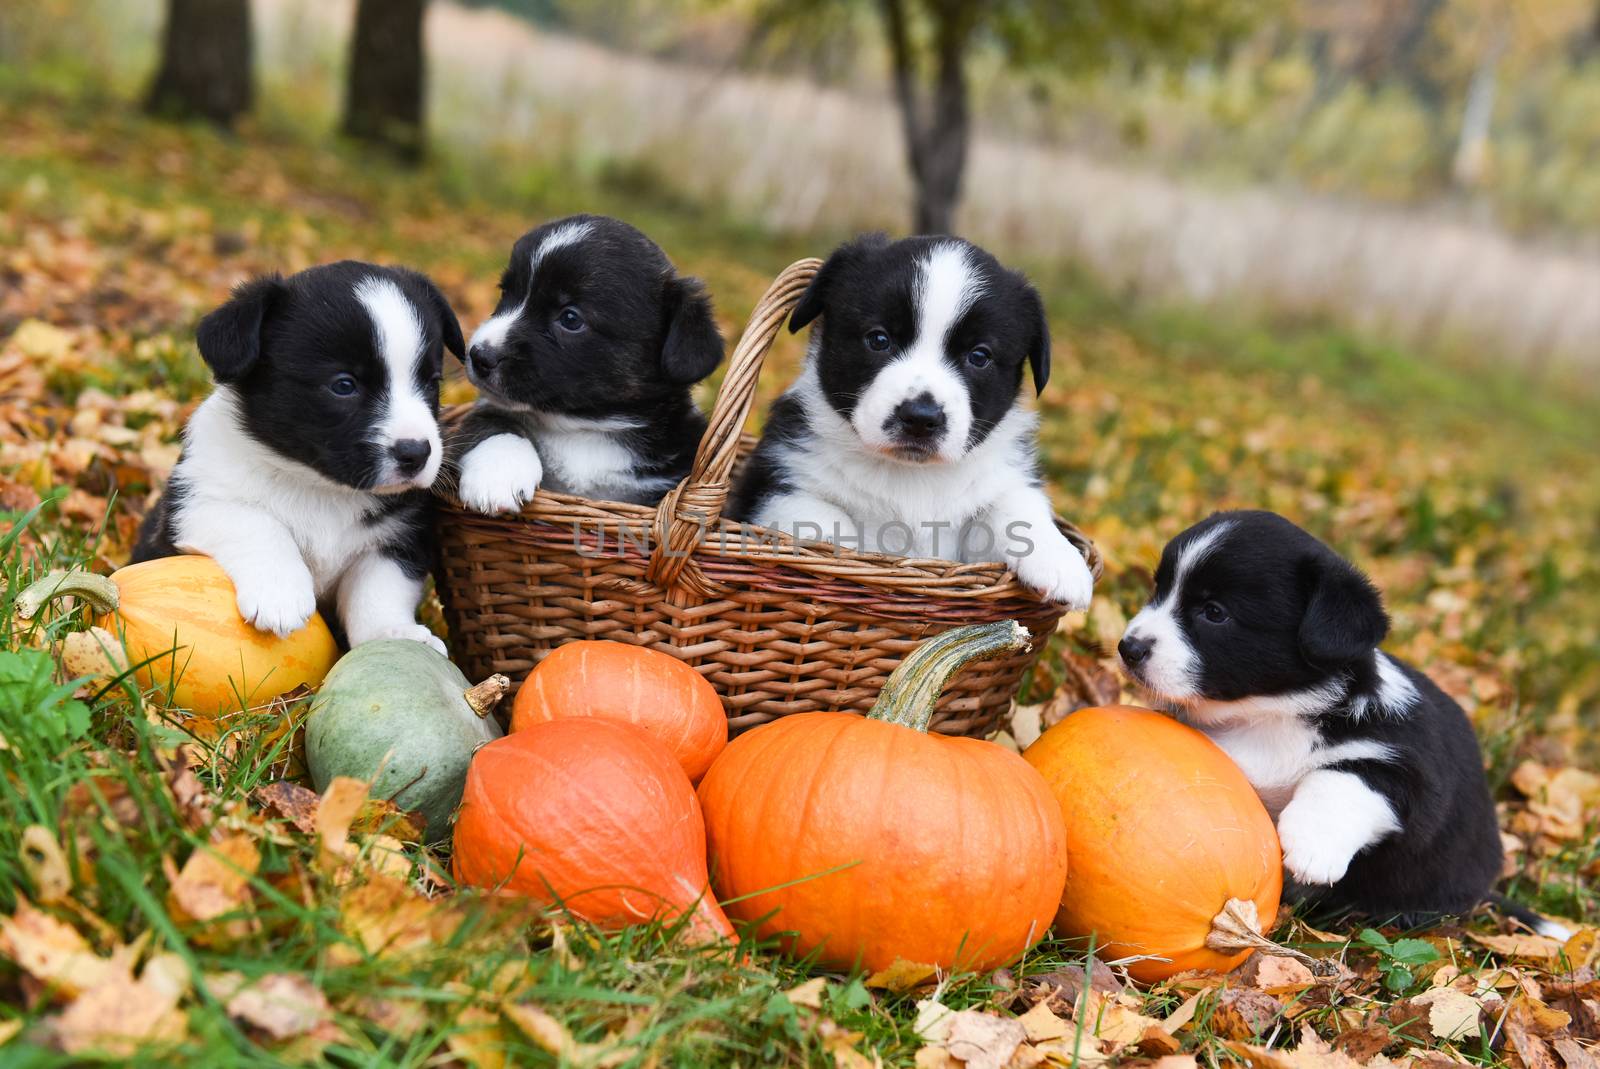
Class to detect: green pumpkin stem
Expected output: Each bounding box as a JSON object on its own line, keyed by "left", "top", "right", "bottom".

{"left": 15, "top": 570, "right": 120, "bottom": 621}
{"left": 869, "top": 621, "right": 1032, "bottom": 733}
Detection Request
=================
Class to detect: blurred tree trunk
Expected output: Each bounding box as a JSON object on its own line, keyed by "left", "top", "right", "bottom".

{"left": 879, "top": 0, "right": 977, "bottom": 235}
{"left": 344, "top": 0, "right": 428, "bottom": 161}
{"left": 1452, "top": 17, "right": 1509, "bottom": 189}
{"left": 145, "top": 0, "right": 253, "bottom": 127}
{"left": 1575, "top": 0, "right": 1600, "bottom": 61}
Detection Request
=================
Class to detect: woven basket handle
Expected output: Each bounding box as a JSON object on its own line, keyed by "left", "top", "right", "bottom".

{"left": 647, "top": 258, "right": 822, "bottom": 592}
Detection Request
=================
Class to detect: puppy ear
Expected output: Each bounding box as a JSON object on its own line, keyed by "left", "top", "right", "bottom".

{"left": 660, "top": 275, "right": 724, "bottom": 385}
{"left": 1023, "top": 282, "right": 1051, "bottom": 395}
{"left": 195, "top": 274, "right": 285, "bottom": 383}
{"left": 790, "top": 234, "right": 884, "bottom": 332}
{"left": 1298, "top": 551, "right": 1390, "bottom": 670}
{"left": 424, "top": 281, "right": 466, "bottom": 360}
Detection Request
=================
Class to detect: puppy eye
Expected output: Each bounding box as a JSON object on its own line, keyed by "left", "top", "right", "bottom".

{"left": 329, "top": 374, "right": 358, "bottom": 397}
{"left": 967, "top": 346, "right": 993, "bottom": 369}
{"left": 1200, "top": 601, "right": 1229, "bottom": 624}
{"left": 557, "top": 306, "right": 586, "bottom": 332}
{"left": 864, "top": 329, "right": 891, "bottom": 353}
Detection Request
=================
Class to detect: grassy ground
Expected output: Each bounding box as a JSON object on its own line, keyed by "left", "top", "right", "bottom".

{"left": 1, "top": 87, "right": 1599, "bottom": 1066}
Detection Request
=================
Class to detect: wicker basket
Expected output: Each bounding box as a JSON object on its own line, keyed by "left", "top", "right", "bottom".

{"left": 433, "top": 259, "right": 1102, "bottom": 738}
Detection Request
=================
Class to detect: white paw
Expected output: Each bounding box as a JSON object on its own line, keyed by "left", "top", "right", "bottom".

{"left": 1277, "top": 805, "right": 1356, "bottom": 886}
{"left": 1011, "top": 537, "right": 1095, "bottom": 611}
{"left": 458, "top": 434, "right": 541, "bottom": 515}
{"left": 353, "top": 623, "right": 447, "bottom": 656}
{"left": 233, "top": 569, "right": 317, "bottom": 638}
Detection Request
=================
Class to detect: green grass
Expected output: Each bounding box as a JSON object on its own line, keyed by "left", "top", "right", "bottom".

{"left": 1, "top": 84, "right": 1597, "bottom": 1064}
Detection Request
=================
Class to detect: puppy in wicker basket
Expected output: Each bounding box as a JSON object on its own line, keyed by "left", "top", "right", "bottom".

{"left": 728, "top": 233, "right": 1095, "bottom": 610}
{"left": 447, "top": 214, "right": 725, "bottom": 511}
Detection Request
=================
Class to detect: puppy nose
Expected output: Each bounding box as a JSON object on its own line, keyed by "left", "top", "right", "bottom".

{"left": 1118, "top": 634, "right": 1154, "bottom": 667}
{"left": 891, "top": 395, "right": 947, "bottom": 438}
{"left": 468, "top": 343, "right": 503, "bottom": 374}
{"left": 391, "top": 438, "right": 431, "bottom": 476}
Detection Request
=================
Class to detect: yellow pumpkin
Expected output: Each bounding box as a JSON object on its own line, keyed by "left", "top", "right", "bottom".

{"left": 18, "top": 556, "right": 339, "bottom": 715}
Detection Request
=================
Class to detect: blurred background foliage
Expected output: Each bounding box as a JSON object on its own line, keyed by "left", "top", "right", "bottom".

{"left": 4, "top": 0, "right": 1597, "bottom": 376}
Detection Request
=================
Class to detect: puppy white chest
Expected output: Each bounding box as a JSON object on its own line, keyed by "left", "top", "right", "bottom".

{"left": 1195, "top": 716, "right": 1320, "bottom": 815}
{"left": 175, "top": 391, "right": 398, "bottom": 594}
{"left": 1186, "top": 709, "right": 1398, "bottom": 819}
{"left": 533, "top": 415, "right": 647, "bottom": 498}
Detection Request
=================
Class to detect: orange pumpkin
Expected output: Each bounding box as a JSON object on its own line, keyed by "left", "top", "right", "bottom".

{"left": 510, "top": 641, "right": 726, "bottom": 782}
{"left": 698, "top": 622, "right": 1067, "bottom": 974}
{"left": 17, "top": 557, "right": 339, "bottom": 716}
{"left": 1023, "top": 705, "right": 1283, "bottom": 982}
{"left": 452, "top": 718, "right": 734, "bottom": 943}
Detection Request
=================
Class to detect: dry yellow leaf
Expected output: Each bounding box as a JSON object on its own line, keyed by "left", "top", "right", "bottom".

{"left": 502, "top": 1003, "right": 632, "bottom": 1068}
{"left": 914, "top": 999, "right": 956, "bottom": 1044}
{"left": 913, "top": 1046, "right": 962, "bottom": 1069}
{"left": 19, "top": 825, "right": 71, "bottom": 905}
{"left": 865, "top": 958, "right": 939, "bottom": 992}
{"left": 943, "top": 1010, "right": 1026, "bottom": 1069}
{"left": 224, "top": 973, "right": 330, "bottom": 1041}
{"left": 1469, "top": 932, "right": 1568, "bottom": 962}
{"left": 50, "top": 951, "right": 190, "bottom": 1057}
{"left": 166, "top": 834, "right": 260, "bottom": 942}
{"left": 340, "top": 873, "right": 461, "bottom": 958}
{"left": 0, "top": 897, "right": 129, "bottom": 998}
{"left": 1409, "top": 987, "right": 1482, "bottom": 1041}
{"left": 784, "top": 976, "right": 828, "bottom": 1009}
{"left": 447, "top": 1004, "right": 507, "bottom": 1069}
{"left": 1017, "top": 1000, "right": 1071, "bottom": 1042}
{"left": 60, "top": 627, "right": 128, "bottom": 683}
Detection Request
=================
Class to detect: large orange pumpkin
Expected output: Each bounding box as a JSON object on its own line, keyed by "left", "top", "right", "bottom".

{"left": 510, "top": 641, "right": 727, "bottom": 782}
{"left": 452, "top": 718, "right": 734, "bottom": 943}
{"left": 697, "top": 621, "right": 1067, "bottom": 974}
{"left": 1023, "top": 705, "right": 1283, "bottom": 982}
{"left": 17, "top": 557, "right": 339, "bottom": 716}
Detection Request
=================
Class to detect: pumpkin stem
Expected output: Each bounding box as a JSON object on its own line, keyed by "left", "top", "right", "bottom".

{"left": 463, "top": 674, "right": 511, "bottom": 718}
{"left": 15, "top": 570, "right": 119, "bottom": 621}
{"left": 1206, "top": 897, "right": 1341, "bottom": 978}
{"left": 869, "top": 621, "right": 1032, "bottom": 734}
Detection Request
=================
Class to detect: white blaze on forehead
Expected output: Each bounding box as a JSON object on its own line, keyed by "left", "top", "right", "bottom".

{"left": 850, "top": 242, "right": 983, "bottom": 462}
{"left": 1121, "top": 520, "right": 1236, "bottom": 701}
{"left": 355, "top": 276, "right": 441, "bottom": 489}
{"left": 530, "top": 219, "right": 595, "bottom": 269}
{"left": 468, "top": 219, "right": 597, "bottom": 354}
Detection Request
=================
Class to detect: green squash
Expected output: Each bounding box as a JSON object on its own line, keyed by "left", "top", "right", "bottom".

{"left": 306, "top": 640, "right": 505, "bottom": 844}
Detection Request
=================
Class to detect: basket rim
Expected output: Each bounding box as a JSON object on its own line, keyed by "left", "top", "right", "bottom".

{"left": 434, "top": 485, "right": 1101, "bottom": 605}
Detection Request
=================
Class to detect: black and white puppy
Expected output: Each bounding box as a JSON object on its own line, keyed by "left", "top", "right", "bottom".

{"left": 1117, "top": 510, "right": 1554, "bottom": 929}
{"left": 133, "top": 261, "right": 464, "bottom": 653}
{"left": 727, "top": 234, "right": 1094, "bottom": 609}
{"left": 448, "top": 214, "right": 724, "bottom": 510}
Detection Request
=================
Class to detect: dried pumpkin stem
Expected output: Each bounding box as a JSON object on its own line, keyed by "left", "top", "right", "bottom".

{"left": 869, "top": 621, "right": 1032, "bottom": 734}
{"left": 15, "top": 570, "right": 119, "bottom": 620}
{"left": 463, "top": 674, "right": 511, "bottom": 718}
{"left": 1206, "top": 897, "right": 1340, "bottom": 977}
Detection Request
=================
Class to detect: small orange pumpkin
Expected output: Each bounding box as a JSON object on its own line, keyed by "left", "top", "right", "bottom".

{"left": 510, "top": 641, "right": 726, "bottom": 782}
{"left": 452, "top": 718, "right": 734, "bottom": 943}
{"left": 698, "top": 622, "right": 1067, "bottom": 974}
{"left": 1023, "top": 705, "right": 1283, "bottom": 982}
{"left": 17, "top": 557, "right": 339, "bottom": 716}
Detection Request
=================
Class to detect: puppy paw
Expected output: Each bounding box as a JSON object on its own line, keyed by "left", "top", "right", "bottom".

{"left": 233, "top": 569, "right": 317, "bottom": 638}
{"left": 1277, "top": 805, "right": 1355, "bottom": 886}
{"left": 353, "top": 623, "right": 447, "bottom": 656}
{"left": 458, "top": 434, "right": 541, "bottom": 515}
{"left": 1012, "top": 537, "right": 1095, "bottom": 612}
